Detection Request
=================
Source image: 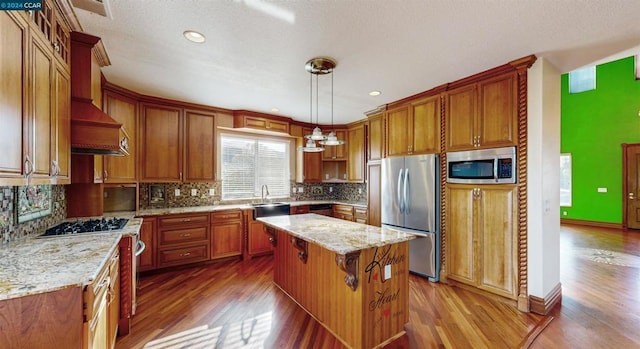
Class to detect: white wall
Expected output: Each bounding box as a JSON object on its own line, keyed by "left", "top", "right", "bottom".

{"left": 527, "top": 58, "right": 561, "bottom": 298}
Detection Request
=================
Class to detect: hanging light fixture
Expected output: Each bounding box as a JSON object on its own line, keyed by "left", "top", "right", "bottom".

{"left": 319, "top": 64, "right": 345, "bottom": 146}
{"left": 300, "top": 58, "right": 326, "bottom": 152}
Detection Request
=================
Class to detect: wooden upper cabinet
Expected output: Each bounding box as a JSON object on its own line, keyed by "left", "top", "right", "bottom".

{"left": 446, "top": 72, "right": 517, "bottom": 151}
{"left": 51, "top": 63, "right": 70, "bottom": 184}
{"left": 322, "top": 129, "right": 347, "bottom": 160}
{"left": 411, "top": 95, "right": 441, "bottom": 154}
{"left": 184, "top": 110, "right": 216, "bottom": 182}
{"left": 303, "top": 152, "right": 323, "bottom": 183}
{"left": 367, "top": 112, "right": 384, "bottom": 161}
{"left": 234, "top": 113, "right": 289, "bottom": 133}
{"left": 446, "top": 85, "right": 477, "bottom": 151}
{"left": 0, "top": 12, "right": 28, "bottom": 183}
{"left": 386, "top": 95, "right": 441, "bottom": 156}
{"left": 347, "top": 124, "right": 365, "bottom": 182}
{"left": 29, "top": 31, "right": 53, "bottom": 179}
{"left": 103, "top": 90, "right": 137, "bottom": 183}
{"left": 385, "top": 105, "right": 410, "bottom": 157}
{"left": 140, "top": 103, "right": 183, "bottom": 182}
{"left": 478, "top": 73, "right": 517, "bottom": 149}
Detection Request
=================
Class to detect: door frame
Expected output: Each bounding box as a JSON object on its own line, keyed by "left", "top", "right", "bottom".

{"left": 621, "top": 143, "right": 640, "bottom": 230}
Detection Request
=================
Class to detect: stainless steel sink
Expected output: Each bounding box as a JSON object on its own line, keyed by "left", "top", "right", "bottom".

{"left": 251, "top": 202, "right": 291, "bottom": 219}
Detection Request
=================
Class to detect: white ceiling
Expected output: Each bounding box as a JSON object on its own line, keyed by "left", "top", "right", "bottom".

{"left": 73, "top": 0, "right": 640, "bottom": 125}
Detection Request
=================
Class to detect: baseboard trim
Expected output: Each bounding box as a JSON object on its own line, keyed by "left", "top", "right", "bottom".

{"left": 529, "top": 283, "right": 562, "bottom": 315}
{"left": 561, "top": 218, "right": 622, "bottom": 230}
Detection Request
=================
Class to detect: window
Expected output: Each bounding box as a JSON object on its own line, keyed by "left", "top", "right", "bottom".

{"left": 220, "top": 133, "right": 291, "bottom": 200}
{"left": 560, "top": 154, "right": 572, "bottom": 207}
{"left": 568, "top": 66, "right": 595, "bottom": 93}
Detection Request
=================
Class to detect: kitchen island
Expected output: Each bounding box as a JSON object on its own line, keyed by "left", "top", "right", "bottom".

{"left": 257, "top": 214, "right": 414, "bottom": 349}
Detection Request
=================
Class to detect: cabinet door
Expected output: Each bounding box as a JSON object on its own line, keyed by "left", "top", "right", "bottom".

{"left": 103, "top": 91, "right": 137, "bottom": 183}
{"left": 367, "top": 113, "right": 383, "bottom": 161}
{"left": 211, "top": 221, "right": 243, "bottom": 258}
{"left": 0, "top": 12, "right": 27, "bottom": 182}
{"left": 29, "top": 32, "right": 52, "bottom": 178}
{"left": 138, "top": 218, "right": 156, "bottom": 271}
{"left": 248, "top": 220, "right": 273, "bottom": 256}
{"left": 347, "top": 125, "right": 364, "bottom": 182}
{"left": 477, "top": 186, "right": 517, "bottom": 298}
{"left": 140, "top": 104, "right": 182, "bottom": 182}
{"left": 478, "top": 73, "right": 517, "bottom": 148}
{"left": 322, "top": 129, "right": 347, "bottom": 160}
{"left": 367, "top": 163, "right": 381, "bottom": 227}
{"left": 411, "top": 95, "right": 441, "bottom": 154}
{"left": 303, "top": 152, "right": 323, "bottom": 182}
{"left": 386, "top": 105, "right": 410, "bottom": 156}
{"left": 184, "top": 110, "right": 216, "bottom": 181}
{"left": 445, "top": 85, "right": 477, "bottom": 151}
{"left": 446, "top": 185, "right": 476, "bottom": 284}
{"left": 51, "top": 63, "right": 70, "bottom": 183}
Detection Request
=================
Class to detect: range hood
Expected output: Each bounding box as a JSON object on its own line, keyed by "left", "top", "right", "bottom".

{"left": 71, "top": 31, "right": 129, "bottom": 156}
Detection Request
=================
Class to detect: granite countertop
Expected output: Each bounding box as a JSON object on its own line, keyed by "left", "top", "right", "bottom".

{"left": 136, "top": 200, "right": 367, "bottom": 217}
{"left": 0, "top": 233, "right": 122, "bottom": 301}
{"left": 257, "top": 214, "right": 415, "bottom": 255}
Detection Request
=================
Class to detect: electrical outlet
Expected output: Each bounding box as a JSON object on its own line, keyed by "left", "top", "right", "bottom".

{"left": 209, "top": 188, "right": 215, "bottom": 196}
{"left": 597, "top": 187, "right": 607, "bottom": 193}
{"left": 563, "top": 211, "right": 568, "bottom": 216}
{"left": 191, "top": 189, "right": 198, "bottom": 196}
{"left": 174, "top": 189, "right": 181, "bottom": 196}
{"left": 358, "top": 188, "right": 362, "bottom": 194}
{"left": 103, "top": 191, "right": 108, "bottom": 198}
{"left": 384, "top": 264, "right": 392, "bottom": 280}
{"left": 298, "top": 187, "right": 304, "bottom": 193}
{"left": 329, "top": 187, "right": 333, "bottom": 193}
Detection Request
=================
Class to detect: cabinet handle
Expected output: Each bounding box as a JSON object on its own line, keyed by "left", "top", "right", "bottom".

{"left": 629, "top": 192, "right": 635, "bottom": 200}
{"left": 180, "top": 252, "right": 191, "bottom": 257}
{"left": 104, "top": 170, "right": 108, "bottom": 180}
{"left": 24, "top": 155, "right": 33, "bottom": 178}
{"left": 180, "top": 233, "right": 192, "bottom": 237}
{"left": 52, "top": 42, "right": 60, "bottom": 52}
{"left": 181, "top": 218, "right": 192, "bottom": 222}
{"left": 180, "top": 172, "right": 183, "bottom": 181}
{"left": 51, "top": 160, "right": 59, "bottom": 176}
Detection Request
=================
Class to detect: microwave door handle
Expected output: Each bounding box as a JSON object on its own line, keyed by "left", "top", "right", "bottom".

{"left": 404, "top": 168, "right": 410, "bottom": 213}
{"left": 397, "top": 169, "right": 404, "bottom": 213}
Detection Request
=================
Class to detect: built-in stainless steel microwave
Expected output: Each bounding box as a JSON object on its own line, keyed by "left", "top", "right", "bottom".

{"left": 446, "top": 146, "right": 516, "bottom": 184}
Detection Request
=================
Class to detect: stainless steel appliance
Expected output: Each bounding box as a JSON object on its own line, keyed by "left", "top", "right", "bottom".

{"left": 41, "top": 217, "right": 129, "bottom": 236}
{"left": 446, "top": 146, "right": 516, "bottom": 184}
{"left": 382, "top": 154, "right": 440, "bottom": 281}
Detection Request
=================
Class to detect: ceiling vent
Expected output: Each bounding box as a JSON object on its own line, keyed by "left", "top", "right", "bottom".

{"left": 71, "top": 0, "right": 112, "bottom": 18}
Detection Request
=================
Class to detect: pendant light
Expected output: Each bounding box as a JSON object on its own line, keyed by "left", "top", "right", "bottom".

{"left": 300, "top": 59, "right": 325, "bottom": 152}
{"left": 319, "top": 67, "right": 345, "bottom": 146}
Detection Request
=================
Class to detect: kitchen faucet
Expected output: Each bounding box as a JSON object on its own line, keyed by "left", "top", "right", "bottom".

{"left": 261, "top": 184, "right": 270, "bottom": 203}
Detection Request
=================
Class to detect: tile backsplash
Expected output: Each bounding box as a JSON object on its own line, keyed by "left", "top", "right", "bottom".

{"left": 0, "top": 185, "right": 66, "bottom": 244}
{"left": 139, "top": 181, "right": 367, "bottom": 209}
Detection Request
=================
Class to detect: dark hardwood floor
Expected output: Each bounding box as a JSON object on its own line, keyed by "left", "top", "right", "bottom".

{"left": 117, "top": 224, "right": 640, "bottom": 348}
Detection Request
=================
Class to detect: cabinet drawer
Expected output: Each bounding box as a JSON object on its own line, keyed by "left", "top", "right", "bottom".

{"left": 333, "top": 204, "right": 354, "bottom": 215}
{"left": 211, "top": 209, "right": 242, "bottom": 222}
{"left": 85, "top": 249, "right": 117, "bottom": 321}
{"left": 159, "top": 226, "right": 208, "bottom": 245}
{"left": 354, "top": 207, "right": 367, "bottom": 224}
{"left": 158, "top": 244, "right": 209, "bottom": 267}
{"left": 159, "top": 214, "right": 209, "bottom": 227}
{"left": 334, "top": 212, "right": 354, "bottom": 221}
{"left": 290, "top": 205, "right": 309, "bottom": 215}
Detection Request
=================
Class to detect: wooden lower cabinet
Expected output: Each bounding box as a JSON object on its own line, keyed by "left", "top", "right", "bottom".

{"left": 244, "top": 210, "right": 274, "bottom": 257}
{"left": 333, "top": 204, "right": 354, "bottom": 221}
{"left": 84, "top": 246, "right": 119, "bottom": 349}
{"left": 445, "top": 184, "right": 518, "bottom": 299}
{"left": 157, "top": 213, "right": 210, "bottom": 268}
{"left": 290, "top": 205, "right": 309, "bottom": 215}
{"left": 107, "top": 250, "right": 120, "bottom": 349}
{"left": 354, "top": 207, "right": 368, "bottom": 224}
{"left": 210, "top": 209, "right": 243, "bottom": 259}
{"left": 138, "top": 218, "right": 156, "bottom": 272}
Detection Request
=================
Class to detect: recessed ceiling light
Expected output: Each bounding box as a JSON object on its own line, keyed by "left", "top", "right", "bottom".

{"left": 369, "top": 90, "right": 381, "bottom": 96}
{"left": 271, "top": 108, "right": 279, "bottom": 112}
{"left": 183, "top": 30, "right": 205, "bottom": 43}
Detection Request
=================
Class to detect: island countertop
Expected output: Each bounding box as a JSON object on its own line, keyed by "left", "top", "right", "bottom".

{"left": 257, "top": 213, "right": 415, "bottom": 255}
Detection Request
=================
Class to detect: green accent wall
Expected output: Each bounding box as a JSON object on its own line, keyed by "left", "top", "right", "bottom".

{"left": 561, "top": 56, "right": 640, "bottom": 223}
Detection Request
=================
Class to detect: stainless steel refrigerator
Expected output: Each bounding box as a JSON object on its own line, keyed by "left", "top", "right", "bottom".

{"left": 381, "top": 154, "right": 440, "bottom": 281}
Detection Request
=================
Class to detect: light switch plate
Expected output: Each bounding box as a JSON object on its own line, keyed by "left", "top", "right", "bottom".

{"left": 209, "top": 188, "right": 215, "bottom": 196}
{"left": 174, "top": 189, "right": 181, "bottom": 196}
{"left": 191, "top": 189, "right": 198, "bottom": 196}
{"left": 597, "top": 187, "right": 607, "bottom": 193}
{"left": 384, "top": 264, "right": 391, "bottom": 280}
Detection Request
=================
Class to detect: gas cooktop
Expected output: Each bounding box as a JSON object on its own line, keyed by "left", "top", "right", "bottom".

{"left": 42, "top": 218, "right": 129, "bottom": 237}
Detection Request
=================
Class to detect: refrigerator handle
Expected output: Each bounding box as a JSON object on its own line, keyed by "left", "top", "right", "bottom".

{"left": 404, "top": 168, "right": 410, "bottom": 213}
{"left": 397, "top": 169, "right": 404, "bottom": 213}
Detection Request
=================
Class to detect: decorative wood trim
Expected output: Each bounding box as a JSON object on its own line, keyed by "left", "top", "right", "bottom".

{"left": 517, "top": 315, "right": 555, "bottom": 348}
{"left": 364, "top": 105, "right": 387, "bottom": 117}
{"left": 439, "top": 95, "right": 447, "bottom": 279}
{"left": 561, "top": 218, "right": 622, "bottom": 230}
{"left": 265, "top": 226, "right": 277, "bottom": 247}
{"left": 386, "top": 84, "right": 448, "bottom": 110}
{"left": 118, "top": 236, "right": 133, "bottom": 335}
{"left": 448, "top": 55, "right": 537, "bottom": 91}
{"left": 335, "top": 251, "right": 360, "bottom": 291}
{"left": 92, "top": 40, "right": 111, "bottom": 67}
{"left": 290, "top": 236, "right": 308, "bottom": 263}
{"left": 55, "top": 0, "right": 83, "bottom": 32}
{"left": 529, "top": 283, "right": 562, "bottom": 315}
{"left": 516, "top": 67, "right": 530, "bottom": 312}
{"left": 622, "top": 143, "right": 630, "bottom": 230}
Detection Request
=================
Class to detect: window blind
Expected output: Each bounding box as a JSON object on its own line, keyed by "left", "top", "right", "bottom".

{"left": 221, "top": 134, "right": 290, "bottom": 200}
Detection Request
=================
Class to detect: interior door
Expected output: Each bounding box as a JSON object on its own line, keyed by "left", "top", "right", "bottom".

{"left": 624, "top": 144, "right": 640, "bottom": 229}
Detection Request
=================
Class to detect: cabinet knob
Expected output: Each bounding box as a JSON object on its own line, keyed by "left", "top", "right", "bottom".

{"left": 180, "top": 252, "right": 191, "bottom": 257}
{"left": 629, "top": 192, "right": 635, "bottom": 200}
{"left": 180, "top": 233, "right": 192, "bottom": 237}
{"left": 52, "top": 42, "right": 60, "bottom": 52}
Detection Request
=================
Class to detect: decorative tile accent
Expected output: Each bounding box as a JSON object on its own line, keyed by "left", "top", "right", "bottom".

{"left": 0, "top": 185, "right": 67, "bottom": 244}
{"left": 574, "top": 247, "right": 640, "bottom": 268}
{"left": 17, "top": 185, "right": 52, "bottom": 223}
